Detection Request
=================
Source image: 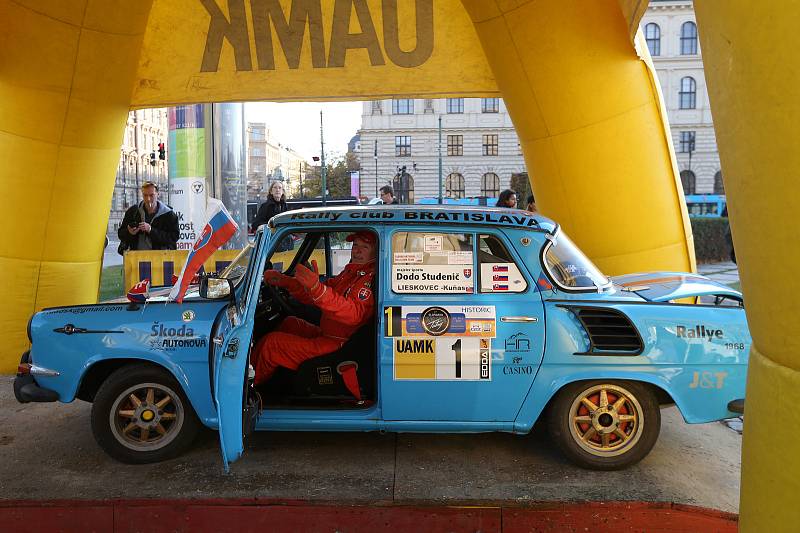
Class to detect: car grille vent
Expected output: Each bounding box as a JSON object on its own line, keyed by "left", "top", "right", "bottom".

{"left": 572, "top": 307, "right": 643, "bottom": 355}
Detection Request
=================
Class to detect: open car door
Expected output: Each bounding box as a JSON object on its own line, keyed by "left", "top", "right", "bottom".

{"left": 212, "top": 232, "right": 269, "bottom": 471}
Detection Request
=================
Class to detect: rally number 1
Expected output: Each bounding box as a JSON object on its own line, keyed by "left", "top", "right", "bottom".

{"left": 451, "top": 339, "right": 462, "bottom": 378}
{"left": 384, "top": 306, "right": 402, "bottom": 337}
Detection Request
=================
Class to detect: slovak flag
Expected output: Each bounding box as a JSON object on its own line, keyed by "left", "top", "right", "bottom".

{"left": 169, "top": 198, "right": 238, "bottom": 303}
{"left": 492, "top": 265, "right": 509, "bottom": 272}
{"left": 127, "top": 279, "right": 150, "bottom": 303}
{"left": 493, "top": 274, "right": 508, "bottom": 282}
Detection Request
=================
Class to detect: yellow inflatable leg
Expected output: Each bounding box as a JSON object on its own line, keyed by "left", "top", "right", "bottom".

{"left": 460, "top": 0, "right": 694, "bottom": 276}
{"left": 0, "top": 1, "right": 152, "bottom": 372}
{"left": 695, "top": 1, "right": 800, "bottom": 529}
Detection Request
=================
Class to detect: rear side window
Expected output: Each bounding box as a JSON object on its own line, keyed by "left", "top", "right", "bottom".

{"left": 391, "top": 232, "right": 474, "bottom": 294}
{"left": 478, "top": 234, "right": 527, "bottom": 293}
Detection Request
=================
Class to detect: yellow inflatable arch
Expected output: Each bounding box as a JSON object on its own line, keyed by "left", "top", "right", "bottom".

{"left": 0, "top": 0, "right": 794, "bottom": 528}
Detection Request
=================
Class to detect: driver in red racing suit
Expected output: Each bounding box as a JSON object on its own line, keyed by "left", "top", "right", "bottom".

{"left": 253, "top": 231, "right": 377, "bottom": 384}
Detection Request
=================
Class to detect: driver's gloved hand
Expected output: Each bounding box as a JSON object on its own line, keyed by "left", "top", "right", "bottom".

{"left": 264, "top": 270, "right": 300, "bottom": 290}
{"left": 294, "top": 261, "right": 321, "bottom": 292}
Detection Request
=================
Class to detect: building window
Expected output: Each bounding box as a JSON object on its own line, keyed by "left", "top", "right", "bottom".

{"left": 481, "top": 173, "right": 500, "bottom": 197}
{"left": 714, "top": 171, "right": 725, "bottom": 194}
{"left": 371, "top": 100, "right": 383, "bottom": 115}
{"left": 482, "top": 98, "right": 500, "bottom": 113}
{"left": 392, "top": 99, "right": 414, "bottom": 115}
{"left": 447, "top": 98, "right": 464, "bottom": 114}
{"left": 680, "top": 170, "right": 696, "bottom": 195}
{"left": 482, "top": 134, "right": 499, "bottom": 156}
{"left": 395, "top": 136, "right": 411, "bottom": 157}
{"left": 679, "top": 131, "right": 696, "bottom": 153}
{"left": 645, "top": 23, "right": 661, "bottom": 56}
{"left": 447, "top": 135, "right": 463, "bottom": 156}
{"left": 393, "top": 172, "right": 415, "bottom": 204}
{"left": 446, "top": 173, "right": 465, "bottom": 198}
{"left": 679, "top": 77, "right": 696, "bottom": 109}
{"left": 681, "top": 21, "right": 698, "bottom": 55}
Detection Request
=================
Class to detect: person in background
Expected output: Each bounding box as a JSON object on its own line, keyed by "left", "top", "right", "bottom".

{"left": 252, "top": 181, "right": 288, "bottom": 232}
{"left": 117, "top": 181, "right": 179, "bottom": 254}
{"left": 525, "top": 193, "right": 537, "bottom": 214}
{"left": 379, "top": 185, "right": 399, "bottom": 205}
{"left": 496, "top": 189, "right": 518, "bottom": 208}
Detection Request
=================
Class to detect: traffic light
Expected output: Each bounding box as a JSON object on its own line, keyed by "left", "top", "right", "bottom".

{"left": 149, "top": 151, "right": 157, "bottom": 166}
{"left": 158, "top": 142, "right": 166, "bottom": 160}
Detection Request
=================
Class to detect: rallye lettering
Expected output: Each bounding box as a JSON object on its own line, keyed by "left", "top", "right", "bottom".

{"left": 676, "top": 325, "right": 723, "bottom": 340}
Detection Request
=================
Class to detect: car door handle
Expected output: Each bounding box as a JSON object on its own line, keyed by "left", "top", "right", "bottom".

{"left": 500, "top": 316, "right": 539, "bottom": 323}
{"left": 213, "top": 335, "right": 224, "bottom": 346}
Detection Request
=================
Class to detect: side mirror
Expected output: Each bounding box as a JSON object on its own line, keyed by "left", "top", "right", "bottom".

{"left": 199, "top": 277, "right": 234, "bottom": 300}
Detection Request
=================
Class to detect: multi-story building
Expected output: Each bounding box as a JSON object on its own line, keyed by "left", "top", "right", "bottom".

{"left": 109, "top": 108, "right": 169, "bottom": 236}
{"left": 357, "top": 98, "right": 526, "bottom": 203}
{"left": 642, "top": 0, "right": 724, "bottom": 195}
{"left": 247, "top": 122, "right": 308, "bottom": 201}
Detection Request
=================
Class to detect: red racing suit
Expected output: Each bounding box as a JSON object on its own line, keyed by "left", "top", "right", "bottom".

{"left": 253, "top": 260, "right": 376, "bottom": 384}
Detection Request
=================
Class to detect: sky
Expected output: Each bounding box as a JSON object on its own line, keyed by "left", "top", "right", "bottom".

{"left": 245, "top": 101, "right": 363, "bottom": 161}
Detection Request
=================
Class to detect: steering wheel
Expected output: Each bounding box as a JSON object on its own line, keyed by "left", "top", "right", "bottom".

{"left": 264, "top": 281, "right": 293, "bottom": 314}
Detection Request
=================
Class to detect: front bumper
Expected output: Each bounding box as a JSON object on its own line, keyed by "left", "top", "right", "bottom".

{"left": 13, "top": 351, "right": 59, "bottom": 403}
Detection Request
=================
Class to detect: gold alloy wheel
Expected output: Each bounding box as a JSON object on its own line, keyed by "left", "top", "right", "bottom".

{"left": 567, "top": 383, "right": 644, "bottom": 457}
{"left": 108, "top": 382, "right": 185, "bottom": 451}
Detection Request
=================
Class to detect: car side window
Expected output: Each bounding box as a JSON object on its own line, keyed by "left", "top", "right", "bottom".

{"left": 328, "top": 232, "right": 354, "bottom": 276}
{"left": 391, "top": 232, "right": 474, "bottom": 294}
{"left": 478, "top": 234, "right": 528, "bottom": 293}
{"left": 268, "top": 232, "right": 328, "bottom": 276}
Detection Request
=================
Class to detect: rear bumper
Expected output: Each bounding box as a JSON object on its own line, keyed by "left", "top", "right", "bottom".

{"left": 13, "top": 351, "right": 59, "bottom": 403}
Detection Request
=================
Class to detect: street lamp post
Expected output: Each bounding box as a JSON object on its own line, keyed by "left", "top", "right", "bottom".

{"left": 438, "top": 116, "right": 443, "bottom": 205}
{"left": 320, "top": 110, "right": 327, "bottom": 206}
{"left": 374, "top": 139, "right": 378, "bottom": 198}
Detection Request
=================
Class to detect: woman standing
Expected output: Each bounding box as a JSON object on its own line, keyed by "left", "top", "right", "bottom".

{"left": 495, "top": 189, "right": 518, "bottom": 208}
{"left": 252, "top": 182, "right": 293, "bottom": 251}
{"left": 252, "top": 181, "right": 288, "bottom": 232}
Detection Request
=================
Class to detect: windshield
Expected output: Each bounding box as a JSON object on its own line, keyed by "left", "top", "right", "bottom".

{"left": 218, "top": 244, "right": 253, "bottom": 285}
{"left": 543, "top": 229, "right": 610, "bottom": 291}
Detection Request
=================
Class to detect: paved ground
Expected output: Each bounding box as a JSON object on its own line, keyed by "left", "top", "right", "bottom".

{"left": 698, "top": 261, "right": 739, "bottom": 286}
{"left": 1, "top": 376, "right": 741, "bottom": 512}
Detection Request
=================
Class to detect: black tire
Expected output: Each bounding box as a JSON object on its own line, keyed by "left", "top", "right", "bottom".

{"left": 91, "top": 364, "right": 200, "bottom": 464}
{"left": 547, "top": 380, "right": 660, "bottom": 470}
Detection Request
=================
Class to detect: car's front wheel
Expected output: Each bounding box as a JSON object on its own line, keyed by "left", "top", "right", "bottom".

{"left": 91, "top": 364, "right": 200, "bottom": 464}
{"left": 547, "top": 380, "right": 660, "bottom": 470}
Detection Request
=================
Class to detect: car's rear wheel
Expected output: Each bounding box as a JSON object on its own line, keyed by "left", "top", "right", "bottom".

{"left": 91, "top": 364, "right": 200, "bottom": 464}
{"left": 547, "top": 380, "right": 660, "bottom": 470}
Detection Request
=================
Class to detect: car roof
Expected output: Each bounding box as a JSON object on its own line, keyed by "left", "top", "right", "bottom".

{"left": 269, "top": 204, "right": 556, "bottom": 233}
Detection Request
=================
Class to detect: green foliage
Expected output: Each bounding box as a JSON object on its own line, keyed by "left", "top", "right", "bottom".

{"left": 690, "top": 217, "right": 732, "bottom": 263}
{"left": 301, "top": 154, "right": 353, "bottom": 198}
{"left": 99, "top": 265, "right": 125, "bottom": 301}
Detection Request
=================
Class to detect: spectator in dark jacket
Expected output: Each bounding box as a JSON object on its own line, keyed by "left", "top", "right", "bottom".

{"left": 379, "top": 185, "right": 399, "bottom": 205}
{"left": 496, "top": 189, "right": 518, "bottom": 208}
{"left": 252, "top": 182, "right": 292, "bottom": 251}
{"left": 117, "top": 181, "right": 179, "bottom": 254}
{"left": 252, "top": 182, "right": 288, "bottom": 231}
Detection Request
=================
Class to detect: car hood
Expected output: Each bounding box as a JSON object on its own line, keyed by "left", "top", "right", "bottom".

{"left": 102, "top": 286, "right": 202, "bottom": 304}
{"left": 611, "top": 272, "right": 741, "bottom": 302}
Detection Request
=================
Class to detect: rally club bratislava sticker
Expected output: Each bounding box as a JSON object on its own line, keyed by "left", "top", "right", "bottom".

{"left": 421, "top": 307, "right": 451, "bottom": 336}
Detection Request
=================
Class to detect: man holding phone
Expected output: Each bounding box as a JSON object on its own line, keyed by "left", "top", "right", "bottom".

{"left": 117, "top": 181, "right": 179, "bottom": 254}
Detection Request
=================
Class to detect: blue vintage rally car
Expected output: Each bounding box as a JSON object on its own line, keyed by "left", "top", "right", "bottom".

{"left": 14, "top": 206, "right": 749, "bottom": 470}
